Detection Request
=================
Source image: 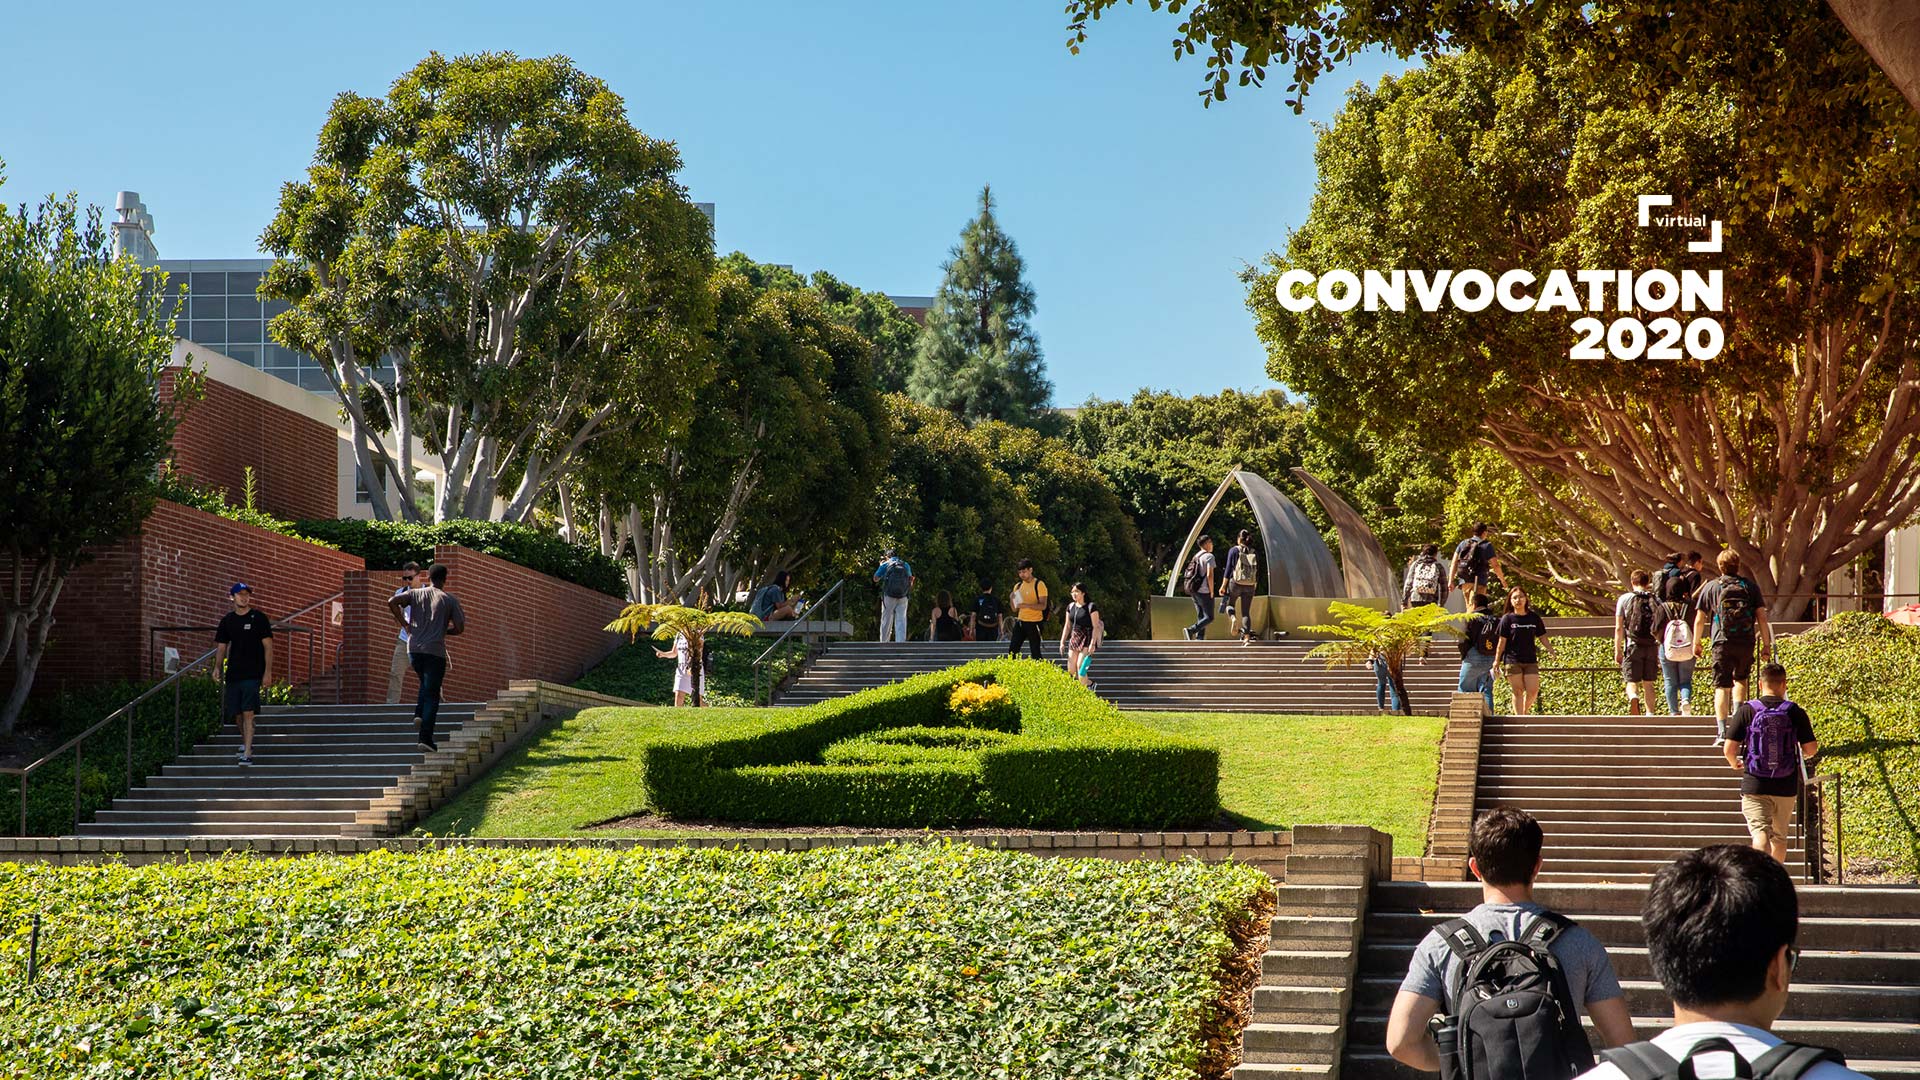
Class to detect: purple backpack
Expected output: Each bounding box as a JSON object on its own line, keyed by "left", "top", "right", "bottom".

{"left": 1744, "top": 699, "right": 1800, "bottom": 780}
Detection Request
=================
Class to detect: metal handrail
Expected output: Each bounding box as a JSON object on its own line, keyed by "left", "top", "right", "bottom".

{"left": 752, "top": 578, "right": 846, "bottom": 705}
{"left": 1534, "top": 664, "right": 1619, "bottom": 714}
{"left": 147, "top": 591, "right": 344, "bottom": 697}
{"left": 1800, "top": 772, "right": 1842, "bottom": 885}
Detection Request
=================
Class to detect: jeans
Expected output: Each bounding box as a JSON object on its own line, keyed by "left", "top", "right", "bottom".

{"left": 1187, "top": 593, "right": 1215, "bottom": 637}
{"left": 1458, "top": 652, "right": 1496, "bottom": 713}
{"left": 1662, "top": 656, "right": 1697, "bottom": 715}
{"left": 1373, "top": 658, "right": 1404, "bottom": 710}
{"left": 1008, "top": 620, "right": 1044, "bottom": 660}
{"left": 411, "top": 651, "right": 447, "bottom": 745}
{"left": 879, "top": 595, "right": 909, "bottom": 642}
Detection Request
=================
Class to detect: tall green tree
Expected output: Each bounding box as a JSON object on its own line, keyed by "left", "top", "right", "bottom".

{"left": 909, "top": 187, "right": 1052, "bottom": 425}
{"left": 1247, "top": 51, "right": 1920, "bottom": 611}
{"left": 261, "top": 51, "right": 714, "bottom": 523}
{"left": 712, "top": 253, "right": 922, "bottom": 393}
{"left": 0, "top": 182, "right": 187, "bottom": 734}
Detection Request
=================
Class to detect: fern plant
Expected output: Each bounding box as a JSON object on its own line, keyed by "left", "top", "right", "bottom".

{"left": 605, "top": 604, "right": 762, "bottom": 707}
{"left": 1301, "top": 601, "right": 1470, "bottom": 716}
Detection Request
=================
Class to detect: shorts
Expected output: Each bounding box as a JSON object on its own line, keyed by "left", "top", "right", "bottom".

{"left": 1504, "top": 662, "right": 1539, "bottom": 677}
{"left": 223, "top": 678, "right": 262, "bottom": 717}
{"left": 1622, "top": 640, "right": 1660, "bottom": 683}
{"left": 1713, "top": 639, "right": 1756, "bottom": 688}
{"left": 1741, "top": 793, "right": 1795, "bottom": 847}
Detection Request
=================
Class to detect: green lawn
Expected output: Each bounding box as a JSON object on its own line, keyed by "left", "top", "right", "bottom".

{"left": 424, "top": 704, "right": 1444, "bottom": 856}
{"left": 0, "top": 845, "right": 1266, "bottom": 1079}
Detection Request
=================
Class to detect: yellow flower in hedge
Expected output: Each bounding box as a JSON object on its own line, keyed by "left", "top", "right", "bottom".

{"left": 949, "top": 681, "right": 1011, "bottom": 719}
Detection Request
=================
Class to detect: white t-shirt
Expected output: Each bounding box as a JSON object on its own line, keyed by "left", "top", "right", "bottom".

{"left": 1575, "top": 1022, "right": 1869, "bottom": 1080}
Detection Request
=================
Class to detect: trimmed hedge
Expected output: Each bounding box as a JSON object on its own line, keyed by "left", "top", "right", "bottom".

{"left": 290, "top": 518, "right": 626, "bottom": 597}
{"left": 630, "top": 658, "right": 1220, "bottom": 829}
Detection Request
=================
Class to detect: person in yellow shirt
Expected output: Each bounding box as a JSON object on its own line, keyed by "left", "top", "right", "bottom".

{"left": 1007, "top": 558, "right": 1050, "bottom": 660}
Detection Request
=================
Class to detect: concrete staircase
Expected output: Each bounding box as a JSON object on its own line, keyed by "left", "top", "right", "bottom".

{"left": 75, "top": 702, "right": 481, "bottom": 838}
{"left": 1475, "top": 711, "right": 1807, "bottom": 882}
{"left": 1342, "top": 880, "right": 1920, "bottom": 1079}
{"left": 776, "top": 640, "right": 1467, "bottom": 713}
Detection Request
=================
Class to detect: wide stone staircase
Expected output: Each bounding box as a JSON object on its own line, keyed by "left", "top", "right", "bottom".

{"left": 76, "top": 702, "right": 481, "bottom": 838}
{"left": 1475, "top": 711, "right": 1807, "bottom": 881}
{"left": 1340, "top": 880, "right": 1920, "bottom": 1079}
{"left": 776, "top": 640, "right": 1467, "bottom": 713}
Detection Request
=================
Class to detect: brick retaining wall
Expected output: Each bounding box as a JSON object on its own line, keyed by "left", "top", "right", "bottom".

{"left": 161, "top": 369, "right": 338, "bottom": 522}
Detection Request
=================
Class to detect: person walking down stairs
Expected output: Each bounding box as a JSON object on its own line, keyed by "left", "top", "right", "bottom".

{"left": 214, "top": 582, "right": 274, "bottom": 767}
{"left": 1007, "top": 559, "right": 1050, "bottom": 660}
{"left": 1576, "top": 845, "right": 1871, "bottom": 1080}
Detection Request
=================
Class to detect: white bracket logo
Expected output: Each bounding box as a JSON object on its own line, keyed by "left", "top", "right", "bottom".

{"left": 1638, "top": 194, "right": 1722, "bottom": 253}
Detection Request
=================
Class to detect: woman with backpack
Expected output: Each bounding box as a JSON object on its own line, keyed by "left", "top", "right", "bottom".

{"left": 1661, "top": 598, "right": 1698, "bottom": 715}
{"left": 1221, "top": 529, "right": 1261, "bottom": 644}
{"left": 1059, "top": 582, "right": 1104, "bottom": 687}
{"left": 1402, "top": 543, "right": 1451, "bottom": 609}
{"left": 929, "top": 590, "right": 966, "bottom": 642}
{"left": 1493, "top": 587, "right": 1549, "bottom": 715}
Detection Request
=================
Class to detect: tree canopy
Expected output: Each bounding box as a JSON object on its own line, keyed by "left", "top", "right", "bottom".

{"left": 712, "top": 253, "right": 923, "bottom": 394}
{"left": 1246, "top": 50, "right": 1920, "bottom": 610}
{"left": 261, "top": 51, "right": 714, "bottom": 523}
{"left": 0, "top": 183, "right": 185, "bottom": 733}
{"left": 909, "top": 187, "right": 1052, "bottom": 426}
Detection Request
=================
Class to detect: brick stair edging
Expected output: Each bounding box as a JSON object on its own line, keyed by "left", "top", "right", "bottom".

{"left": 1414, "top": 692, "right": 1484, "bottom": 880}
{"left": 0, "top": 828, "right": 1292, "bottom": 870}
{"left": 344, "top": 680, "right": 644, "bottom": 838}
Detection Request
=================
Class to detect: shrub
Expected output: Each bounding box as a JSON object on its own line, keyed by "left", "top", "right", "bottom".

{"left": 950, "top": 680, "right": 1017, "bottom": 727}
{"left": 821, "top": 726, "right": 1014, "bottom": 768}
{"left": 630, "top": 658, "right": 1219, "bottom": 828}
{"left": 289, "top": 518, "right": 627, "bottom": 596}
{"left": 156, "top": 465, "right": 333, "bottom": 547}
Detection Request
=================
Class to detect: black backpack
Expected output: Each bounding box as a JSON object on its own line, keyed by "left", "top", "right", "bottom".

{"left": 1626, "top": 592, "right": 1660, "bottom": 642}
{"left": 1428, "top": 913, "right": 1594, "bottom": 1080}
{"left": 1717, "top": 576, "right": 1759, "bottom": 641}
{"left": 1602, "top": 1037, "right": 1845, "bottom": 1080}
{"left": 1183, "top": 554, "right": 1208, "bottom": 596}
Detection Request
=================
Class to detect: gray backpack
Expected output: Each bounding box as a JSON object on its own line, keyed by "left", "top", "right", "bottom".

{"left": 1602, "top": 1038, "right": 1845, "bottom": 1080}
{"left": 880, "top": 560, "right": 912, "bottom": 599}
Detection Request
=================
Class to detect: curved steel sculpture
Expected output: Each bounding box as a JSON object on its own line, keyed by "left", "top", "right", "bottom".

{"left": 1291, "top": 468, "right": 1399, "bottom": 607}
{"left": 1164, "top": 468, "right": 1344, "bottom": 597}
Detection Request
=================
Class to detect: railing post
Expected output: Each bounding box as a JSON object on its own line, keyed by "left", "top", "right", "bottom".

{"left": 125, "top": 704, "right": 133, "bottom": 793}
{"left": 17, "top": 773, "right": 26, "bottom": 838}
{"left": 173, "top": 680, "right": 182, "bottom": 757}
{"left": 72, "top": 744, "right": 82, "bottom": 833}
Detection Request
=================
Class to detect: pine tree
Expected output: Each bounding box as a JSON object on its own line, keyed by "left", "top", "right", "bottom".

{"left": 908, "top": 186, "right": 1052, "bottom": 425}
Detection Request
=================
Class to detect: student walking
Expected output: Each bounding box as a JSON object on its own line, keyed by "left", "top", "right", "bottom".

{"left": 1221, "top": 529, "right": 1261, "bottom": 644}
{"left": 1182, "top": 534, "right": 1218, "bottom": 640}
{"left": 1494, "top": 587, "right": 1549, "bottom": 715}
{"left": 1387, "top": 806, "right": 1634, "bottom": 1076}
{"left": 1615, "top": 570, "right": 1664, "bottom": 715}
{"left": 969, "top": 580, "right": 1003, "bottom": 642}
{"left": 387, "top": 562, "right": 465, "bottom": 751}
{"left": 1456, "top": 597, "right": 1500, "bottom": 714}
{"left": 1723, "top": 663, "right": 1819, "bottom": 864}
{"left": 1449, "top": 523, "right": 1508, "bottom": 608}
{"left": 1007, "top": 559, "right": 1050, "bottom": 660}
{"left": 1403, "top": 542, "right": 1451, "bottom": 609}
{"left": 214, "top": 583, "right": 274, "bottom": 766}
{"left": 653, "top": 633, "right": 705, "bottom": 707}
{"left": 1693, "top": 550, "right": 1773, "bottom": 746}
{"left": 1575, "top": 845, "right": 1870, "bottom": 1080}
{"left": 1661, "top": 601, "right": 1698, "bottom": 716}
{"left": 874, "top": 549, "right": 914, "bottom": 643}
{"left": 929, "top": 590, "right": 966, "bottom": 642}
{"left": 1059, "top": 582, "right": 1104, "bottom": 687}
{"left": 386, "top": 562, "right": 419, "bottom": 704}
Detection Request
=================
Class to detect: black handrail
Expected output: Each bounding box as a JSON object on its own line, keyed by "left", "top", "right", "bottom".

{"left": 752, "top": 578, "right": 846, "bottom": 705}
{"left": 1533, "top": 664, "right": 1619, "bottom": 714}
{"left": 1800, "top": 772, "right": 1842, "bottom": 884}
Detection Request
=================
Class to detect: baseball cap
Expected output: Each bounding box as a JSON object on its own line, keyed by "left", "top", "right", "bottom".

{"left": 229, "top": 582, "right": 252, "bottom": 595}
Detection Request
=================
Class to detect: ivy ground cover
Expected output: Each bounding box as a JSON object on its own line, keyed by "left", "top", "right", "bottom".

{"left": 0, "top": 844, "right": 1268, "bottom": 1080}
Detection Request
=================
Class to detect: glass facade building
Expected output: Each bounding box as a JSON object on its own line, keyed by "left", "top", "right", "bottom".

{"left": 153, "top": 259, "right": 334, "bottom": 391}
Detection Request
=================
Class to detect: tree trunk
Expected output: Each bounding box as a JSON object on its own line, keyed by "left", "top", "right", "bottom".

{"left": 0, "top": 571, "right": 62, "bottom": 738}
{"left": 1829, "top": 0, "right": 1920, "bottom": 114}
{"left": 1387, "top": 657, "right": 1413, "bottom": 718}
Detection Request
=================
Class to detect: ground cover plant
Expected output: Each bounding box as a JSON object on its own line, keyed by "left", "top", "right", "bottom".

{"left": 1525, "top": 614, "right": 1920, "bottom": 877}
{"left": 0, "top": 844, "right": 1269, "bottom": 1080}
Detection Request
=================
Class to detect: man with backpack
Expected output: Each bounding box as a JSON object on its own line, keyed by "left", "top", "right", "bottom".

{"left": 1221, "top": 529, "right": 1262, "bottom": 644}
{"left": 1456, "top": 597, "right": 1500, "bottom": 714}
{"left": 1007, "top": 558, "right": 1050, "bottom": 660}
{"left": 1575, "top": 845, "right": 1865, "bottom": 1080}
{"left": 1388, "top": 806, "right": 1635, "bottom": 1079}
{"left": 1404, "top": 542, "right": 1452, "bottom": 609}
{"left": 873, "top": 548, "right": 914, "bottom": 643}
{"left": 1724, "top": 663, "right": 1819, "bottom": 864}
{"left": 1450, "top": 523, "right": 1508, "bottom": 609}
{"left": 1615, "top": 570, "right": 1665, "bottom": 716}
{"left": 1693, "top": 550, "right": 1774, "bottom": 746}
{"left": 1182, "top": 534, "right": 1218, "bottom": 641}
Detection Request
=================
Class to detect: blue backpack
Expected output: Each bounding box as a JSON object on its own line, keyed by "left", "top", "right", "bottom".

{"left": 1744, "top": 699, "right": 1800, "bottom": 780}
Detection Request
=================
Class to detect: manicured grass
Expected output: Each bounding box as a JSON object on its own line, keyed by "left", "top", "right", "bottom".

{"left": 0, "top": 845, "right": 1268, "bottom": 1079}
{"left": 1132, "top": 712, "right": 1444, "bottom": 856}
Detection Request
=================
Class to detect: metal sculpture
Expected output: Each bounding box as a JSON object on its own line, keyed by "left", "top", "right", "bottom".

{"left": 1291, "top": 468, "right": 1399, "bottom": 607}
{"left": 1164, "top": 468, "right": 1344, "bottom": 597}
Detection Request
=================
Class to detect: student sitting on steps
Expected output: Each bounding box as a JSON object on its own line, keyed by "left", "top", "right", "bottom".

{"left": 1575, "top": 845, "right": 1868, "bottom": 1080}
{"left": 1388, "top": 806, "right": 1635, "bottom": 1080}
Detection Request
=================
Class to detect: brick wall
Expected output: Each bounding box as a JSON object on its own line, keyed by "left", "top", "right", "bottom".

{"left": 346, "top": 545, "right": 626, "bottom": 705}
{"left": 3, "top": 500, "right": 365, "bottom": 696}
{"left": 161, "top": 368, "right": 339, "bottom": 521}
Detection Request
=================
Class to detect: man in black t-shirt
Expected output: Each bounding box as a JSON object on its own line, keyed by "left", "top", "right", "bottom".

{"left": 970, "top": 581, "right": 1004, "bottom": 642}
{"left": 1723, "top": 663, "right": 1818, "bottom": 864}
{"left": 1692, "top": 549, "right": 1773, "bottom": 744}
{"left": 214, "top": 583, "right": 275, "bottom": 766}
{"left": 1448, "top": 522, "right": 1508, "bottom": 607}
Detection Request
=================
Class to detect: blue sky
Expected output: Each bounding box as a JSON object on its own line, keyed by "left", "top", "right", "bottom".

{"left": 0, "top": 2, "right": 1407, "bottom": 404}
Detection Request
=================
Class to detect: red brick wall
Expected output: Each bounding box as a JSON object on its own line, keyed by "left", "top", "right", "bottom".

{"left": 160, "top": 369, "right": 339, "bottom": 521}
{"left": 3, "top": 500, "right": 366, "bottom": 696}
{"left": 349, "top": 545, "right": 626, "bottom": 705}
